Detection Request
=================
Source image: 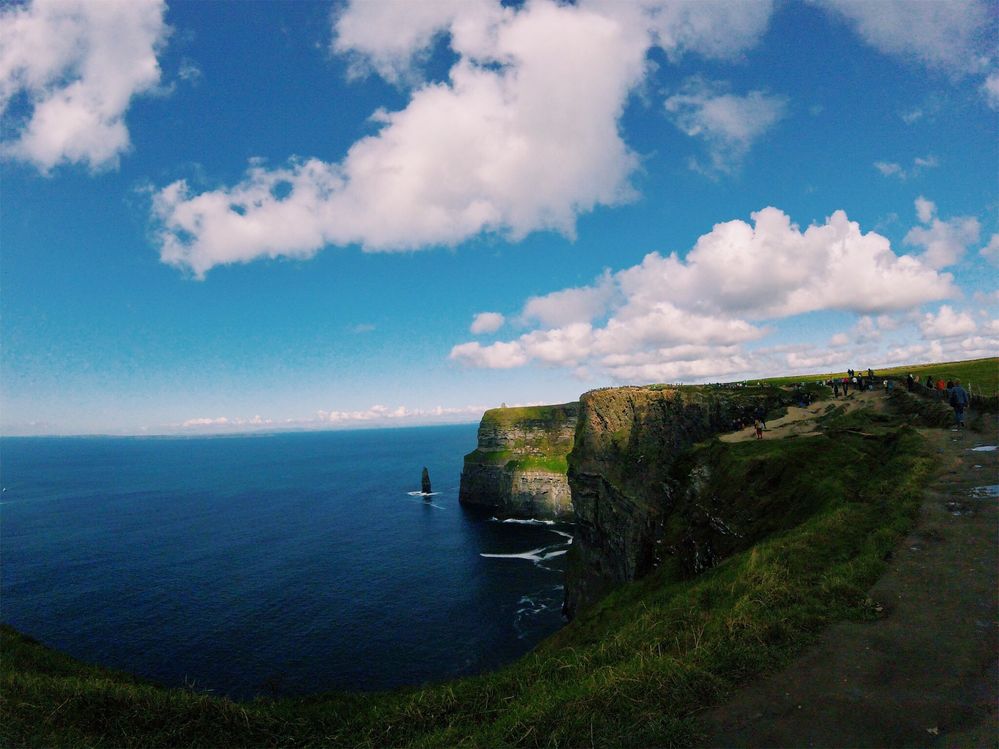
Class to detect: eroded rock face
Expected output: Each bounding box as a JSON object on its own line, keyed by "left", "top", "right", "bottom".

{"left": 565, "top": 386, "right": 779, "bottom": 618}
{"left": 459, "top": 403, "right": 578, "bottom": 519}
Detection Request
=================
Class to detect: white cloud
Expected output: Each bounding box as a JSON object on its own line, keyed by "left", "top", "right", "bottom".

{"left": 178, "top": 58, "right": 202, "bottom": 85}
{"left": 520, "top": 271, "right": 616, "bottom": 327}
{"left": 983, "top": 72, "right": 999, "bottom": 109}
{"left": 665, "top": 77, "right": 787, "bottom": 174}
{"left": 450, "top": 206, "right": 958, "bottom": 382}
{"left": 874, "top": 161, "right": 903, "bottom": 178}
{"left": 182, "top": 416, "right": 230, "bottom": 427}
{"left": 332, "top": 0, "right": 506, "bottom": 83}
{"left": 814, "top": 0, "right": 991, "bottom": 75}
{"left": 915, "top": 195, "right": 936, "bottom": 223}
{"left": 449, "top": 340, "right": 528, "bottom": 369}
{"left": 972, "top": 289, "right": 999, "bottom": 305}
{"left": 586, "top": 0, "right": 775, "bottom": 62}
{"left": 154, "top": 0, "right": 650, "bottom": 277}
{"left": 154, "top": 0, "right": 780, "bottom": 277}
{"left": 470, "top": 311, "right": 505, "bottom": 334}
{"left": 0, "top": 0, "right": 168, "bottom": 172}
{"left": 904, "top": 196, "right": 981, "bottom": 269}
{"left": 920, "top": 305, "right": 977, "bottom": 339}
{"left": 181, "top": 405, "right": 486, "bottom": 432}
{"left": 874, "top": 155, "right": 938, "bottom": 179}
{"left": 981, "top": 233, "right": 999, "bottom": 266}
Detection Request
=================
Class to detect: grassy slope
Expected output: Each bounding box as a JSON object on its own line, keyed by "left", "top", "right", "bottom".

{"left": 2, "top": 400, "right": 935, "bottom": 748}
{"left": 757, "top": 356, "right": 997, "bottom": 395}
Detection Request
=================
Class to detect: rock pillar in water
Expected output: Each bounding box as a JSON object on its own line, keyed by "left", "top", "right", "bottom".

{"left": 421, "top": 467, "right": 432, "bottom": 494}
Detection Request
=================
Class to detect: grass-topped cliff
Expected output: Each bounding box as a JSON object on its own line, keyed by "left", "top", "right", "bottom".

{"left": 458, "top": 402, "right": 578, "bottom": 518}
{"left": 5, "top": 382, "right": 970, "bottom": 747}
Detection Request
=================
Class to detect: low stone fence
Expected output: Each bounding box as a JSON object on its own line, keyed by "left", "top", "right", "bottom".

{"left": 903, "top": 379, "right": 998, "bottom": 414}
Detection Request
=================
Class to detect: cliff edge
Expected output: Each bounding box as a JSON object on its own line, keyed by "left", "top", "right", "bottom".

{"left": 565, "top": 385, "right": 783, "bottom": 617}
{"left": 458, "top": 403, "right": 578, "bottom": 519}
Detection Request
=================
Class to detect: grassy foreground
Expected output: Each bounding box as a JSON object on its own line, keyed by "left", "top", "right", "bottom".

{"left": 2, "top": 404, "right": 936, "bottom": 748}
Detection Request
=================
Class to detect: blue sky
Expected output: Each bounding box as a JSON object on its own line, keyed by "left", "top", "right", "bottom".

{"left": 1, "top": 0, "right": 997, "bottom": 435}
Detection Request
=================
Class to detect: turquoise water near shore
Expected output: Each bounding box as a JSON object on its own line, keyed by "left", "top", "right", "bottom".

{"left": 0, "top": 426, "right": 570, "bottom": 698}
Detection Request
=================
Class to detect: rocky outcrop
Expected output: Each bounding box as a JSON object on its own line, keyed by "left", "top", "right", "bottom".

{"left": 459, "top": 403, "right": 578, "bottom": 519}
{"left": 564, "top": 385, "right": 783, "bottom": 618}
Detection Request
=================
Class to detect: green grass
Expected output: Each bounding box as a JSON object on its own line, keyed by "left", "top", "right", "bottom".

{"left": 480, "top": 403, "right": 577, "bottom": 429}
{"left": 755, "top": 356, "right": 997, "bottom": 396}
{"left": 2, "top": 408, "right": 936, "bottom": 748}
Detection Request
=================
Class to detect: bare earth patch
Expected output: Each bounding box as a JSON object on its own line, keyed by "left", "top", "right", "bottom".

{"left": 721, "top": 389, "right": 886, "bottom": 443}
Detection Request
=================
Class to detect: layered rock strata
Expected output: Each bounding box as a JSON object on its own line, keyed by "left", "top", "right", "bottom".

{"left": 459, "top": 403, "right": 578, "bottom": 519}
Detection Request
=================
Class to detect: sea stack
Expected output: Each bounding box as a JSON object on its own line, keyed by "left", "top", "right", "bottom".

{"left": 421, "top": 467, "right": 432, "bottom": 495}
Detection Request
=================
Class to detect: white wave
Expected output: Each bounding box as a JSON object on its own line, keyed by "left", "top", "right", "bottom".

{"left": 480, "top": 546, "right": 550, "bottom": 562}
{"left": 405, "top": 497, "right": 445, "bottom": 509}
{"left": 970, "top": 445, "right": 997, "bottom": 452}
{"left": 480, "top": 542, "right": 569, "bottom": 564}
{"left": 407, "top": 491, "right": 441, "bottom": 496}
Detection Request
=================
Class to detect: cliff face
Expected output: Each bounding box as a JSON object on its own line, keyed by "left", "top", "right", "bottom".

{"left": 565, "top": 385, "right": 781, "bottom": 617}
{"left": 459, "top": 403, "right": 578, "bottom": 519}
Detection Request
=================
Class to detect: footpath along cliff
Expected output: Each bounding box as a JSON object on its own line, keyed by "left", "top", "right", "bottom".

{"left": 458, "top": 403, "right": 578, "bottom": 519}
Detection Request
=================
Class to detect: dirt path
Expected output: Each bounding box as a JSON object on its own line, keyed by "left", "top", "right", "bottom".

{"left": 721, "top": 389, "right": 885, "bottom": 443}
{"left": 699, "top": 416, "right": 998, "bottom": 747}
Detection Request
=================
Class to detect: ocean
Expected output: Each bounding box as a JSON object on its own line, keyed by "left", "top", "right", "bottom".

{"left": 0, "top": 426, "right": 571, "bottom": 698}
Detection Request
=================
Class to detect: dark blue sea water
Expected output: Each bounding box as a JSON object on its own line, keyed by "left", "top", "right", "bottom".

{"left": 0, "top": 426, "right": 571, "bottom": 698}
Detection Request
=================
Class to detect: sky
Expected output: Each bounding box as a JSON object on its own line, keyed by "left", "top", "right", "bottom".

{"left": 1, "top": 0, "right": 997, "bottom": 436}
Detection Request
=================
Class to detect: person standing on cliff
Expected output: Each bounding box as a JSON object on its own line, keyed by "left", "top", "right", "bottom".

{"left": 754, "top": 419, "right": 764, "bottom": 439}
{"left": 949, "top": 379, "right": 970, "bottom": 428}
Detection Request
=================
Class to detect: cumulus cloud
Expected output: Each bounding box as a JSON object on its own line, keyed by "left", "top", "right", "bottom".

{"left": 470, "top": 311, "right": 505, "bottom": 334}
{"left": 814, "top": 0, "right": 991, "bottom": 75}
{"left": 0, "top": 0, "right": 168, "bottom": 172}
{"left": 520, "top": 271, "right": 616, "bottom": 327}
{"left": 981, "top": 233, "right": 999, "bottom": 266}
{"left": 450, "top": 206, "right": 958, "bottom": 382}
{"left": 154, "top": 0, "right": 651, "bottom": 277}
{"left": 904, "top": 196, "right": 981, "bottom": 269}
{"left": 153, "top": 0, "right": 779, "bottom": 277}
{"left": 664, "top": 77, "right": 787, "bottom": 174}
{"left": 920, "top": 305, "right": 977, "bottom": 338}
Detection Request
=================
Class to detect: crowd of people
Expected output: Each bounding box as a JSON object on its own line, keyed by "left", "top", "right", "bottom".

{"left": 826, "top": 367, "right": 971, "bottom": 428}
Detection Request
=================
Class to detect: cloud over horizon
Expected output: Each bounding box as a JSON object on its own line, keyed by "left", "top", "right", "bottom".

{"left": 450, "top": 206, "right": 963, "bottom": 382}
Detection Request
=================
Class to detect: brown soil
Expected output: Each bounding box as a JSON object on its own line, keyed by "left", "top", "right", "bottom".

{"left": 720, "top": 389, "right": 885, "bottom": 443}
{"left": 699, "top": 410, "right": 999, "bottom": 747}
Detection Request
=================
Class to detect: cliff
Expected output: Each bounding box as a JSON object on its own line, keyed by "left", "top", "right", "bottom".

{"left": 459, "top": 403, "right": 578, "bottom": 519}
{"left": 564, "top": 384, "right": 785, "bottom": 617}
